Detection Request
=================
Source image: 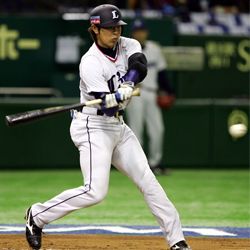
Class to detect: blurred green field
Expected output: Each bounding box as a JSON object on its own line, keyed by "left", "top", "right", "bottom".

{"left": 0, "top": 169, "right": 249, "bottom": 227}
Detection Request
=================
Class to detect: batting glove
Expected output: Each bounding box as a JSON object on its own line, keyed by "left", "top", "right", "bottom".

{"left": 115, "top": 83, "right": 134, "bottom": 102}
{"left": 104, "top": 93, "right": 119, "bottom": 108}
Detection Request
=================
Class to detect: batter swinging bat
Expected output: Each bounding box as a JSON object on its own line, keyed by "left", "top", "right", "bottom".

{"left": 5, "top": 88, "right": 140, "bottom": 127}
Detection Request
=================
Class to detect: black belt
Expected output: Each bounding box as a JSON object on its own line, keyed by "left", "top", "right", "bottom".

{"left": 97, "top": 109, "right": 124, "bottom": 117}
{"left": 76, "top": 107, "right": 124, "bottom": 117}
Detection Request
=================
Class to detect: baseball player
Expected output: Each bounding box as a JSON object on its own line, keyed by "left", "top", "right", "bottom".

{"left": 126, "top": 19, "right": 175, "bottom": 175}
{"left": 25, "top": 4, "right": 191, "bottom": 250}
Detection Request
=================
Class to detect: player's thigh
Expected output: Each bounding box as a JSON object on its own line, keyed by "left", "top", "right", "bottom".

{"left": 78, "top": 130, "right": 114, "bottom": 193}
{"left": 112, "top": 126, "right": 150, "bottom": 184}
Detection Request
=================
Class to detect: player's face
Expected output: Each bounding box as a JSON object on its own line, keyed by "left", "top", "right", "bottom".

{"left": 98, "top": 26, "right": 122, "bottom": 49}
{"left": 132, "top": 29, "right": 148, "bottom": 46}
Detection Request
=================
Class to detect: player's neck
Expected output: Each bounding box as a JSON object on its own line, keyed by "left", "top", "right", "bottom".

{"left": 96, "top": 43, "right": 118, "bottom": 59}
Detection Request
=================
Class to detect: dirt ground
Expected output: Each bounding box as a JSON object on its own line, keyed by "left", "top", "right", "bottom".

{"left": 0, "top": 234, "right": 249, "bottom": 250}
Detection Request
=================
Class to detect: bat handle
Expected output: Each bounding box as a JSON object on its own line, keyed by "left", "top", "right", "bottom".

{"left": 132, "top": 87, "right": 140, "bottom": 96}
{"left": 85, "top": 88, "right": 140, "bottom": 107}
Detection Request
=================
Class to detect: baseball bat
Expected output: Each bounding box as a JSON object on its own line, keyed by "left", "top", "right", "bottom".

{"left": 5, "top": 88, "right": 140, "bottom": 127}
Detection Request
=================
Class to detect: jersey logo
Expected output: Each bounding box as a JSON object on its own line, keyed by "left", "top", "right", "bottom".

{"left": 112, "top": 10, "right": 119, "bottom": 19}
{"left": 107, "top": 72, "right": 125, "bottom": 92}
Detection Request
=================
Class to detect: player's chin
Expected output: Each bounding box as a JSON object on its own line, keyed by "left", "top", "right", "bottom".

{"left": 108, "top": 39, "right": 118, "bottom": 48}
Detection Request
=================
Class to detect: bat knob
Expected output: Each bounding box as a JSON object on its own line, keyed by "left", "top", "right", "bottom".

{"left": 5, "top": 116, "right": 12, "bottom": 127}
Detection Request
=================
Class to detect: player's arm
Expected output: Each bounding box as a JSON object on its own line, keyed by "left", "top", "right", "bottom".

{"left": 112, "top": 51, "right": 147, "bottom": 112}
{"left": 156, "top": 45, "right": 175, "bottom": 109}
{"left": 120, "top": 37, "right": 148, "bottom": 86}
{"left": 91, "top": 86, "right": 133, "bottom": 116}
{"left": 156, "top": 70, "right": 176, "bottom": 109}
{"left": 123, "top": 52, "right": 148, "bottom": 85}
{"left": 158, "top": 70, "right": 174, "bottom": 94}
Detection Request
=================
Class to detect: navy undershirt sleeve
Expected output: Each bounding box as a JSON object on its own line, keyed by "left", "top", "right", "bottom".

{"left": 157, "top": 70, "right": 174, "bottom": 94}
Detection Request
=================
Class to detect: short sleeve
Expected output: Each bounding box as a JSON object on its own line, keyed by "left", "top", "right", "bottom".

{"left": 79, "top": 55, "right": 110, "bottom": 93}
{"left": 120, "top": 37, "right": 142, "bottom": 58}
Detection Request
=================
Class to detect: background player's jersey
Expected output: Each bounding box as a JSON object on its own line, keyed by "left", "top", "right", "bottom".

{"left": 79, "top": 36, "right": 141, "bottom": 106}
{"left": 142, "top": 40, "right": 166, "bottom": 91}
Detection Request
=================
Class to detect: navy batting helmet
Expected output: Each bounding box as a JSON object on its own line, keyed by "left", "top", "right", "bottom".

{"left": 131, "top": 19, "right": 147, "bottom": 31}
{"left": 89, "top": 4, "right": 127, "bottom": 28}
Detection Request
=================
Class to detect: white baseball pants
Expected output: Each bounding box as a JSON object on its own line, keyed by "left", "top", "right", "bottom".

{"left": 31, "top": 109, "right": 184, "bottom": 247}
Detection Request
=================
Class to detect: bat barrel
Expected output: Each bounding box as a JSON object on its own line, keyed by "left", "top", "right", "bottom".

{"left": 4, "top": 103, "right": 83, "bottom": 127}
{"left": 5, "top": 111, "right": 43, "bottom": 126}
{"left": 5, "top": 115, "right": 26, "bottom": 127}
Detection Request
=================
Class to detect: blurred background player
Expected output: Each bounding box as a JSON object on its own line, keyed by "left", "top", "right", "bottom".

{"left": 126, "top": 19, "right": 175, "bottom": 175}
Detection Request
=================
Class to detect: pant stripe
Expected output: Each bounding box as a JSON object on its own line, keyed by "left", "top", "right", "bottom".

{"left": 33, "top": 116, "right": 93, "bottom": 218}
{"left": 86, "top": 116, "right": 92, "bottom": 189}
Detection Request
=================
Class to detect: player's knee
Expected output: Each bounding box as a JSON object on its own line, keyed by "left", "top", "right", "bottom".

{"left": 93, "top": 192, "right": 107, "bottom": 204}
{"left": 90, "top": 186, "right": 108, "bottom": 204}
{"left": 154, "top": 122, "right": 164, "bottom": 136}
{"left": 158, "top": 124, "right": 164, "bottom": 136}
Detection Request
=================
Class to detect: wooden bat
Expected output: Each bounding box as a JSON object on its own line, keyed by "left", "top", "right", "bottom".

{"left": 5, "top": 88, "right": 140, "bottom": 127}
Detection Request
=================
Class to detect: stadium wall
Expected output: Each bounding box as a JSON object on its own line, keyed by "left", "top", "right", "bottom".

{"left": 0, "top": 99, "right": 248, "bottom": 169}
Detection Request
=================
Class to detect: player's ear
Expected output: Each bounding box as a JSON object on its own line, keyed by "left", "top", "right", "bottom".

{"left": 91, "top": 24, "right": 99, "bottom": 35}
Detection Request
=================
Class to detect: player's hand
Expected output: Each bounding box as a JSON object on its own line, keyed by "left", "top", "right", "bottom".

{"left": 104, "top": 93, "right": 118, "bottom": 108}
{"left": 103, "top": 83, "right": 134, "bottom": 108}
{"left": 116, "top": 83, "right": 134, "bottom": 102}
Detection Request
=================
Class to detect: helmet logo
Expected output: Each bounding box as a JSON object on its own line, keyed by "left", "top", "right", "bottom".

{"left": 112, "top": 10, "right": 119, "bottom": 19}
{"left": 90, "top": 16, "right": 101, "bottom": 24}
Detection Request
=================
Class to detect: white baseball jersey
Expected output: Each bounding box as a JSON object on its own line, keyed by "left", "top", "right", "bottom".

{"left": 79, "top": 36, "right": 141, "bottom": 105}
{"left": 30, "top": 36, "right": 185, "bottom": 248}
